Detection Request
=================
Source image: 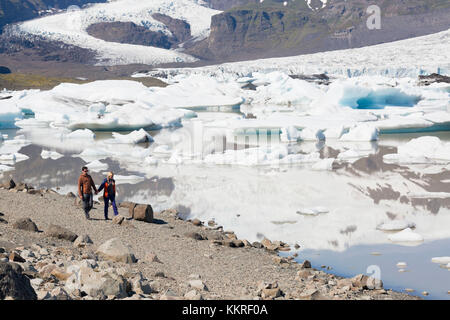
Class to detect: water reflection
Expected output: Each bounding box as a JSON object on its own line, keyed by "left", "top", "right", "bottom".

{"left": 0, "top": 128, "right": 449, "bottom": 299}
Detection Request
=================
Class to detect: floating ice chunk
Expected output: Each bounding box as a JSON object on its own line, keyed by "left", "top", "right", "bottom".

{"left": 324, "top": 126, "right": 346, "bottom": 139}
{"left": 0, "top": 99, "right": 23, "bottom": 128}
{"left": 0, "top": 153, "right": 29, "bottom": 163}
{"left": 296, "top": 207, "right": 330, "bottom": 216}
{"left": 299, "top": 128, "right": 325, "bottom": 141}
{"left": 41, "top": 150, "right": 64, "bottom": 160}
{"left": 0, "top": 164, "right": 14, "bottom": 172}
{"left": 340, "top": 124, "right": 379, "bottom": 141}
{"left": 86, "top": 160, "right": 108, "bottom": 172}
{"left": 311, "top": 158, "right": 335, "bottom": 171}
{"left": 75, "top": 148, "right": 112, "bottom": 162}
{"left": 88, "top": 103, "right": 106, "bottom": 116}
{"left": 396, "top": 262, "right": 408, "bottom": 268}
{"left": 280, "top": 126, "right": 299, "bottom": 143}
{"left": 114, "top": 174, "right": 145, "bottom": 185}
{"left": 431, "top": 257, "right": 450, "bottom": 265}
{"left": 377, "top": 220, "right": 416, "bottom": 231}
{"left": 153, "top": 145, "right": 172, "bottom": 154}
{"left": 3, "top": 135, "right": 29, "bottom": 145}
{"left": 15, "top": 118, "right": 51, "bottom": 128}
{"left": 388, "top": 228, "right": 424, "bottom": 243}
{"left": 66, "top": 129, "right": 96, "bottom": 140}
{"left": 144, "top": 157, "right": 158, "bottom": 165}
{"left": 383, "top": 136, "right": 450, "bottom": 164}
{"left": 110, "top": 129, "right": 154, "bottom": 144}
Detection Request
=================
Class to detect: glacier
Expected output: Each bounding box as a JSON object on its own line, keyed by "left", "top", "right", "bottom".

{"left": 13, "top": 0, "right": 221, "bottom": 65}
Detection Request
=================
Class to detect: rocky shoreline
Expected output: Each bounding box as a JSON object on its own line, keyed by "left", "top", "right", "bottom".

{"left": 0, "top": 180, "right": 420, "bottom": 300}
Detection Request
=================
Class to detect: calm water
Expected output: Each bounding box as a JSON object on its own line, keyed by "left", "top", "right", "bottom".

{"left": 1, "top": 125, "right": 449, "bottom": 299}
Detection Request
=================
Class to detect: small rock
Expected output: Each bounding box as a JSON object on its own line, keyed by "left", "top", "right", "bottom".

{"left": 96, "top": 238, "right": 136, "bottom": 264}
{"left": 184, "top": 232, "right": 204, "bottom": 241}
{"left": 299, "top": 260, "right": 311, "bottom": 269}
{"left": 112, "top": 216, "right": 124, "bottom": 225}
{"left": 188, "top": 280, "right": 208, "bottom": 291}
{"left": 50, "top": 287, "right": 71, "bottom": 300}
{"left": 422, "top": 291, "right": 429, "bottom": 296}
{"left": 9, "top": 252, "right": 25, "bottom": 263}
{"left": 252, "top": 242, "right": 263, "bottom": 249}
{"left": 73, "top": 234, "right": 93, "bottom": 248}
{"left": 405, "top": 288, "right": 415, "bottom": 293}
{"left": 299, "top": 288, "right": 320, "bottom": 300}
{"left": 261, "top": 288, "right": 281, "bottom": 299}
{"left": 192, "top": 219, "right": 202, "bottom": 226}
{"left": 184, "top": 290, "right": 203, "bottom": 300}
{"left": 144, "top": 253, "right": 162, "bottom": 263}
{"left": 46, "top": 225, "right": 78, "bottom": 242}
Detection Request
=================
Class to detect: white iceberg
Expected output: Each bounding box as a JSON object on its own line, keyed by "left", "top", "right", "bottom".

{"left": 383, "top": 136, "right": 450, "bottom": 164}
{"left": 388, "top": 228, "right": 424, "bottom": 243}
{"left": 431, "top": 257, "right": 450, "bottom": 265}
{"left": 296, "top": 207, "right": 330, "bottom": 216}
{"left": 41, "top": 150, "right": 64, "bottom": 160}
{"left": 340, "top": 124, "right": 379, "bottom": 142}
{"left": 86, "top": 160, "right": 108, "bottom": 173}
{"left": 377, "top": 220, "right": 416, "bottom": 232}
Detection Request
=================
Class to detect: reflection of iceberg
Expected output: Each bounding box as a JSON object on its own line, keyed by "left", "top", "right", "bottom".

{"left": 388, "top": 228, "right": 424, "bottom": 245}
{"left": 384, "top": 136, "right": 450, "bottom": 164}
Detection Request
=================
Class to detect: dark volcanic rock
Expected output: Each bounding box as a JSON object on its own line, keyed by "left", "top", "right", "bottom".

{"left": 0, "top": 262, "right": 37, "bottom": 300}
{"left": 86, "top": 22, "right": 173, "bottom": 49}
{"left": 152, "top": 13, "right": 192, "bottom": 43}
{"left": 188, "top": 1, "right": 450, "bottom": 62}
{"left": 0, "top": 66, "right": 11, "bottom": 74}
{"left": 46, "top": 224, "right": 78, "bottom": 242}
{"left": 12, "top": 218, "right": 39, "bottom": 232}
{"left": 418, "top": 73, "right": 450, "bottom": 86}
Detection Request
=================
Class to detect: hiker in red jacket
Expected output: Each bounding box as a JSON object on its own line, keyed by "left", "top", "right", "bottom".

{"left": 78, "top": 166, "right": 98, "bottom": 220}
{"left": 98, "top": 171, "right": 118, "bottom": 220}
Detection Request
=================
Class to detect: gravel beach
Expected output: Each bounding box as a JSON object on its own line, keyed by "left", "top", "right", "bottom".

{"left": 0, "top": 184, "right": 420, "bottom": 300}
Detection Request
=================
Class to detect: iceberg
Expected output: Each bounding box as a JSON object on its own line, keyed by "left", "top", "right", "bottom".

{"left": 86, "top": 160, "right": 108, "bottom": 173}
{"left": 377, "top": 220, "right": 416, "bottom": 232}
{"left": 388, "top": 228, "right": 424, "bottom": 244}
{"left": 296, "top": 207, "right": 330, "bottom": 216}
{"left": 383, "top": 136, "right": 450, "bottom": 164}
{"left": 340, "top": 124, "right": 379, "bottom": 142}
{"left": 41, "top": 150, "right": 64, "bottom": 160}
{"left": 109, "top": 129, "right": 154, "bottom": 144}
{"left": 431, "top": 257, "right": 450, "bottom": 265}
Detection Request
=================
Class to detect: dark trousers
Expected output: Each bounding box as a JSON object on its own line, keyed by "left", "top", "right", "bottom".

{"left": 82, "top": 193, "right": 93, "bottom": 218}
{"left": 104, "top": 196, "right": 118, "bottom": 219}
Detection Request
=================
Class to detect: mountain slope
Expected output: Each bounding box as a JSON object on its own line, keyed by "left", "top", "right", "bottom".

{"left": 187, "top": 0, "right": 450, "bottom": 62}
{"left": 6, "top": 0, "right": 221, "bottom": 66}
{"left": 1, "top": 0, "right": 449, "bottom": 67}
{"left": 0, "top": 0, "right": 107, "bottom": 33}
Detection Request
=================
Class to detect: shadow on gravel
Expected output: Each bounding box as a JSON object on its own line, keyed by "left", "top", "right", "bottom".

{"left": 151, "top": 218, "right": 167, "bottom": 225}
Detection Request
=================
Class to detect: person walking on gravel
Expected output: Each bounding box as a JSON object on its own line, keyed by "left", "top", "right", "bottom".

{"left": 78, "top": 166, "right": 98, "bottom": 220}
{"left": 98, "top": 171, "right": 118, "bottom": 221}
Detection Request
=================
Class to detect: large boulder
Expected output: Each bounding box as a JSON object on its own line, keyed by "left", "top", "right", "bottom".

{"left": 131, "top": 204, "right": 153, "bottom": 223}
{"left": 96, "top": 238, "right": 136, "bottom": 264}
{"left": 46, "top": 225, "right": 78, "bottom": 242}
{"left": 0, "top": 262, "right": 37, "bottom": 300}
{"left": 65, "top": 265, "right": 128, "bottom": 298}
{"left": 12, "top": 218, "right": 39, "bottom": 232}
